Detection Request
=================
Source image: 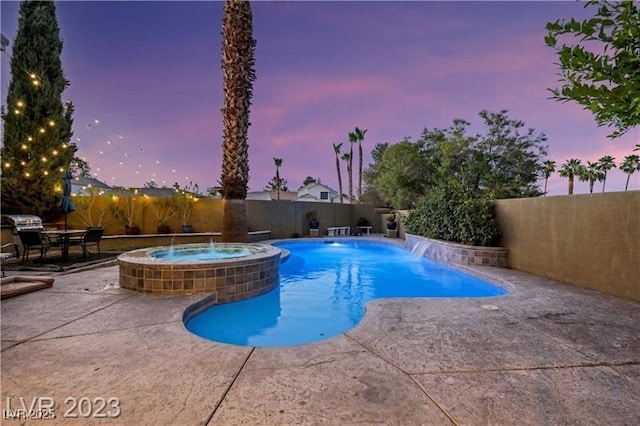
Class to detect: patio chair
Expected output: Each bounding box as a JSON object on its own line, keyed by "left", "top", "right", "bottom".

{"left": 1, "top": 242, "right": 19, "bottom": 277}
{"left": 69, "top": 227, "right": 104, "bottom": 260}
{"left": 18, "top": 230, "right": 51, "bottom": 263}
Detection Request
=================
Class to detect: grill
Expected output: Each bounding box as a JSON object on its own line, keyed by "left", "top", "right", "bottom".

{"left": 1, "top": 215, "right": 45, "bottom": 257}
{"left": 1, "top": 214, "right": 44, "bottom": 233}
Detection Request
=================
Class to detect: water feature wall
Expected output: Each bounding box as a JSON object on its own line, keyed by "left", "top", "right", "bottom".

{"left": 406, "top": 234, "right": 508, "bottom": 268}
{"left": 118, "top": 244, "right": 281, "bottom": 299}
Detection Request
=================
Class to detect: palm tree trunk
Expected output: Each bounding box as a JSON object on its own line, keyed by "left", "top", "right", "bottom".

{"left": 220, "top": 0, "right": 255, "bottom": 242}
{"left": 544, "top": 178, "right": 548, "bottom": 195}
{"left": 602, "top": 173, "right": 607, "bottom": 192}
{"left": 222, "top": 199, "right": 248, "bottom": 242}
{"left": 276, "top": 167, "right": 280, "bottom": 201}
{"left": 568, "top": 176, "right": 574, "bottom": 195}
{"left": 358, "top": 142, "right": 363, "bottom": 202}
{"left": 349, "top": 146, "right": 354, "bottom": 203}
{"left": 589, "top": 180, "right": 594, "bottom": 194}
{"left": 625, "top": 174, "right": 631, "bottom": 191}
{"left": 347, "top": 163, "right": 353, "bottom": 204}
{"left": 335, "top": 155, "right": 343, "bottom": 203}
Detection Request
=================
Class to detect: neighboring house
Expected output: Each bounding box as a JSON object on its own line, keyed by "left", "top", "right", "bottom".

{"left": 294, "top": 182, "right": 347, "bottom": 203}
{"left": 246, "top": 191, "right": 272, "bottom": 201}
{"left": 247, "top": 191, "right": 297, "bottom": 201}
{"left": 247, "top": 184, "right": 345, "bottom": 203}
{"left": 71, "top": 176, "right": 112, "bottom": 195}
{"left": 134, "top": 187, "right": 179, "bottom": 198}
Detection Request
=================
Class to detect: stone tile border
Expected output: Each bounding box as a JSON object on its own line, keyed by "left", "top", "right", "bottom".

{"left": 118, "top": 243, "right": 281, "bottom": 301}
{"left": 406, "top": 233, "right": 508, "bottom": 267}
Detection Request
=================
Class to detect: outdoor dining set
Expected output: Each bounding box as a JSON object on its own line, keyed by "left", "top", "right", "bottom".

{"left": 17, "top": 227, "right": 104, "bottom": 263}
{"left": 1, "top": 214, "right": 104, "bottom": 265}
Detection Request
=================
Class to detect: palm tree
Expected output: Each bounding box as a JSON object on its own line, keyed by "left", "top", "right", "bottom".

{"left": 341, "top": 152, "right": 352, "bottom": 204}
{"left": 598, "top": 155, "right": 616, "bottom": 192}
{"left": 542, "top": 160, "right": 556, "bottom": 195}
{"left": 332, "top": 143, "right": 344, "bottom": 203}
{"left": 620, "top": 154, "right": 640, "bottom": 191}
{"left": 578, "top": 161, "right": 605, "bottom": 194}
{"left": 353, "top": 127, "right": 367, "bottom": 202}
{"left": 558, "top": 159, "right": 582, "bottom": 195}
{"left": 347, "top": 130, "right": 358, "bottom": 203}
{"left": 273, "top": 157, "right": 282, "bottom": 201}
{"left": 220, "top": 0, "right": 256, "bottom": 242}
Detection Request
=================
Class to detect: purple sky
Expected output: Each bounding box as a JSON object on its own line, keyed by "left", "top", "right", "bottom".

{"left": 1, "top": 1, "right": 638, "bottom": 196}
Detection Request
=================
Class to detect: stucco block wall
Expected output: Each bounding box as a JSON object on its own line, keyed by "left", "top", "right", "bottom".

{"left": 495, "top": 191, "right": 640, "bottom": 302}
{"left": 0, "top": 198, "right": 379, "bottom": 244}
{"left": 246, "top": 200, "right": 378, "bottom": 238}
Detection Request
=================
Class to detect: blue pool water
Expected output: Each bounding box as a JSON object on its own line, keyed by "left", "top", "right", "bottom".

{"left": 185, "top": 241, "right": 507, "bottom": 347}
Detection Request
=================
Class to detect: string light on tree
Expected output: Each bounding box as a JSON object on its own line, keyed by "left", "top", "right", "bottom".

{"left": 0, "top": 0, "right": 77, "bottom": 219}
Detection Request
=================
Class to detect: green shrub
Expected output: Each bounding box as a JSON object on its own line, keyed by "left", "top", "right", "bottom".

{"left": 403, "top": 185, "right": 500, "bottom": 246}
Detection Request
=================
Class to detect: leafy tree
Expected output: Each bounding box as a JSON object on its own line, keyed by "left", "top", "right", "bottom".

{"left": 418, "top": 119, "right": 472, "bottom": 190}
{"left": 362, "top": 142, "right": 388, "bottom": 206}
{"left": 620, "top": 154, "right": 640, "bottom": 190}
{"left": 332, "top": 143, "right": 343, "bottom": 203}
{"left": 545, "top": 0, "right": 640, "bottom": 138}
{"left": 542, "top": 160, "right": 556, "bottom": 195}
{"left": 364, "top": 110, "right": 548, "bottom": 208}
{"left": 70, "top": 156, "right": 91, "bottom": 178}
{"left": 273, "top": 157, "right": 283, "bottom": 200}
{"left": 578, "top": 161, "right": 605, "bottom": 194}
{"left": 220, "top": 0, "right": 256, "bottom": 242}
{"left": 143, "top": 180, "right": 158, "bottom": 188}
{"left": 559, "top": 158, "right": 583, "bottom": 195}
{"left": 264, "top": 176, "right": 288, "bottom": 192}
{"left": 372, "top": 139, "right": 432, "bottom": 209}
{"left": 419, "top": 111, "right": 547, "bottom": 198}
{"left": 597, "top": 155, "right": 616, "bottom": 192}
{"left": 300, "top": 175, "right": 317, "bottom": 188}
{"left": 468, "top": 110, "right": 548, "bottom": 198}
{"left": 1, "top": 0, "right": 76, "bottom": 220}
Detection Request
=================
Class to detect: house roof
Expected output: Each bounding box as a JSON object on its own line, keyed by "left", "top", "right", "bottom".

{"left": 72, "top": 176, "right": 111, "bottom": 188}
{"left": 247, "top": 191, "right": 273, "bottom": 201}
{"left": 298, "top": 182, "right": 338, "bottom": 195}
{"left": 70, "top": 176, "right": 112, "bottom": 195}
{"left": 247, "top": 191, "right": 299, "bottom": 201}
{"left": 292, "top": 193, "right": 320, "bottom": 202}
{"left": 269, "top": 191, "right": 298, "bottom": 201}
{"left": 133, "top": 187, "right": 180, "bottom": 197}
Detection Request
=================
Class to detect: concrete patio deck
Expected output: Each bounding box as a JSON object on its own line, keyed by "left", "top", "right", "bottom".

{"left": 1, "top": 249, "right": 639, "bottom": 425}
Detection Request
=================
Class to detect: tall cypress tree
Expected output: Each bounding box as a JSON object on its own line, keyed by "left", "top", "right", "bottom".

{"left": 1, "top": 0, "right": 75, "bottom": 220}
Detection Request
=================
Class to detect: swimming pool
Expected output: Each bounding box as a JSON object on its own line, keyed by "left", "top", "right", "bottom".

{"left": 185, "top": 240, "right": 507, "bottom": 347}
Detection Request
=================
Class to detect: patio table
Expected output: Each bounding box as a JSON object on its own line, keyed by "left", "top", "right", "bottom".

{"left": 43, "top": 230, "right": 86, "bottom": 262}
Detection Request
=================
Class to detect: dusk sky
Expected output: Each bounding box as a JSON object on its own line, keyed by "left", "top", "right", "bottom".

{"left": 1, "top": 0, "right": 638, "bottom": 196}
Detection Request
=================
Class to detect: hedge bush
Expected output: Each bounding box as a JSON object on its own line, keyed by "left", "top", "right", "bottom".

{"left": 403, "top": 185, "right": 500, "bottom": 247}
